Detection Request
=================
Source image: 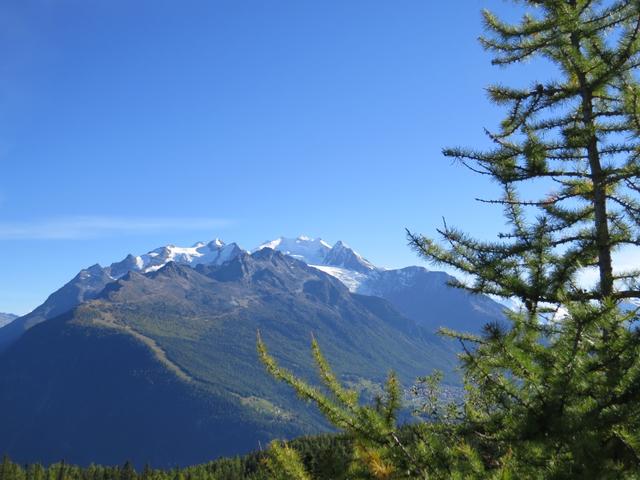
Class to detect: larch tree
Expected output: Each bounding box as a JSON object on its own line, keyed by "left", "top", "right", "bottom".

{"left": 408, "top": 0, "right": 640, "bottom": 476}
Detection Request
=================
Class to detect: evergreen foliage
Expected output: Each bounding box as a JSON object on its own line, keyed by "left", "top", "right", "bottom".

{"left": 407, "top": 0, "right": 640, "bottom": 475}
{"left": 257, "top": 335, "right": 490, "bottom": 479}
{"left": 0, "top": 435, "right": 352, "bottom": 480}
{"left": 263, "top": 441, "right": 312, "bottom": 480}
{"left": 258, "top": 0, "right": 640, "bottom": 478}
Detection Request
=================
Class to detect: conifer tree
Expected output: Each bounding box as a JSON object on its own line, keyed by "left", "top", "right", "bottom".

{"left": 263, "top": 441, "right": 312, "bottom": 480}
{"left": 406, "top": 0, "right": 640, "bottom": 475}
{"left": 55, "top": 461, "right": 65, "bottom": 480}
{"left": 120, "top": 461, "right": 135, "bottom": 480}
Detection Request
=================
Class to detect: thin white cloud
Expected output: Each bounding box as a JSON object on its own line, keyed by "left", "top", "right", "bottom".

{"left": 0, "top": 215, "right": 232, "bottom": 240}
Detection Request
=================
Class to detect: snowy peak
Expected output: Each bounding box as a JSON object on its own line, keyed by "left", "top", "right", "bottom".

{"left": 106, "top": 238, "right": 244, "bottom": 278}
{"left": 206, "top": 238, "right": 225, "bottom": 249}
{"left": 255, "top": 236, "right": 377, "bottom": 274}
{"left": 254, "top": 235, "right": 377, "bottom": 274}
{"left": 255, "top": 236, "right": 332, "bottom": 265}
{"left": 252, "top": 236, "right": 379, "bottom": 293}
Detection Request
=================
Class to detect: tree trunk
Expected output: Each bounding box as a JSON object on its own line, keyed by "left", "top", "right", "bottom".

{"left": 571, "top": 26, "right": 614, "bottom": 298}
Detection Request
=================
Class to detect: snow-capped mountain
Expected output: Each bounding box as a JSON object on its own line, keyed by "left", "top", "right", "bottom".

{"left": 107, "top": 239, "right": 243, "bottom": 278}
{"left": 256, "top": 236, "right": 376, "bottom": 273}
{"left": 0, "top": 234, "right": 506, "bottom": 353}
{"left": 114, "top": 234, "right": 505, "bottom": 333}
{"left": 0, "top": 246, "right": 459, "bottom": 467}
{"left": 255, "top": 236, "right": 506, "bottom": 332}
{"left": 0, "top": 233, "right": 509, "bottom": 466}
{"left": 0, "top": 239, "right": 245, "bottom": 351}
{"left": 255, "top": 236, "right": 333, "bottom": 265}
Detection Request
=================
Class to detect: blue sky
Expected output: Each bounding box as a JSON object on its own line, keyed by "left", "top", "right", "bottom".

{"left": 1, "top": 0, "right": 545, "bottom": 314}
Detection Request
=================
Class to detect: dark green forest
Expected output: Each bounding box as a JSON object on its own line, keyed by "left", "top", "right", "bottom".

{"left": 0, "top": 434, "right": 353, "bottom": 480}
